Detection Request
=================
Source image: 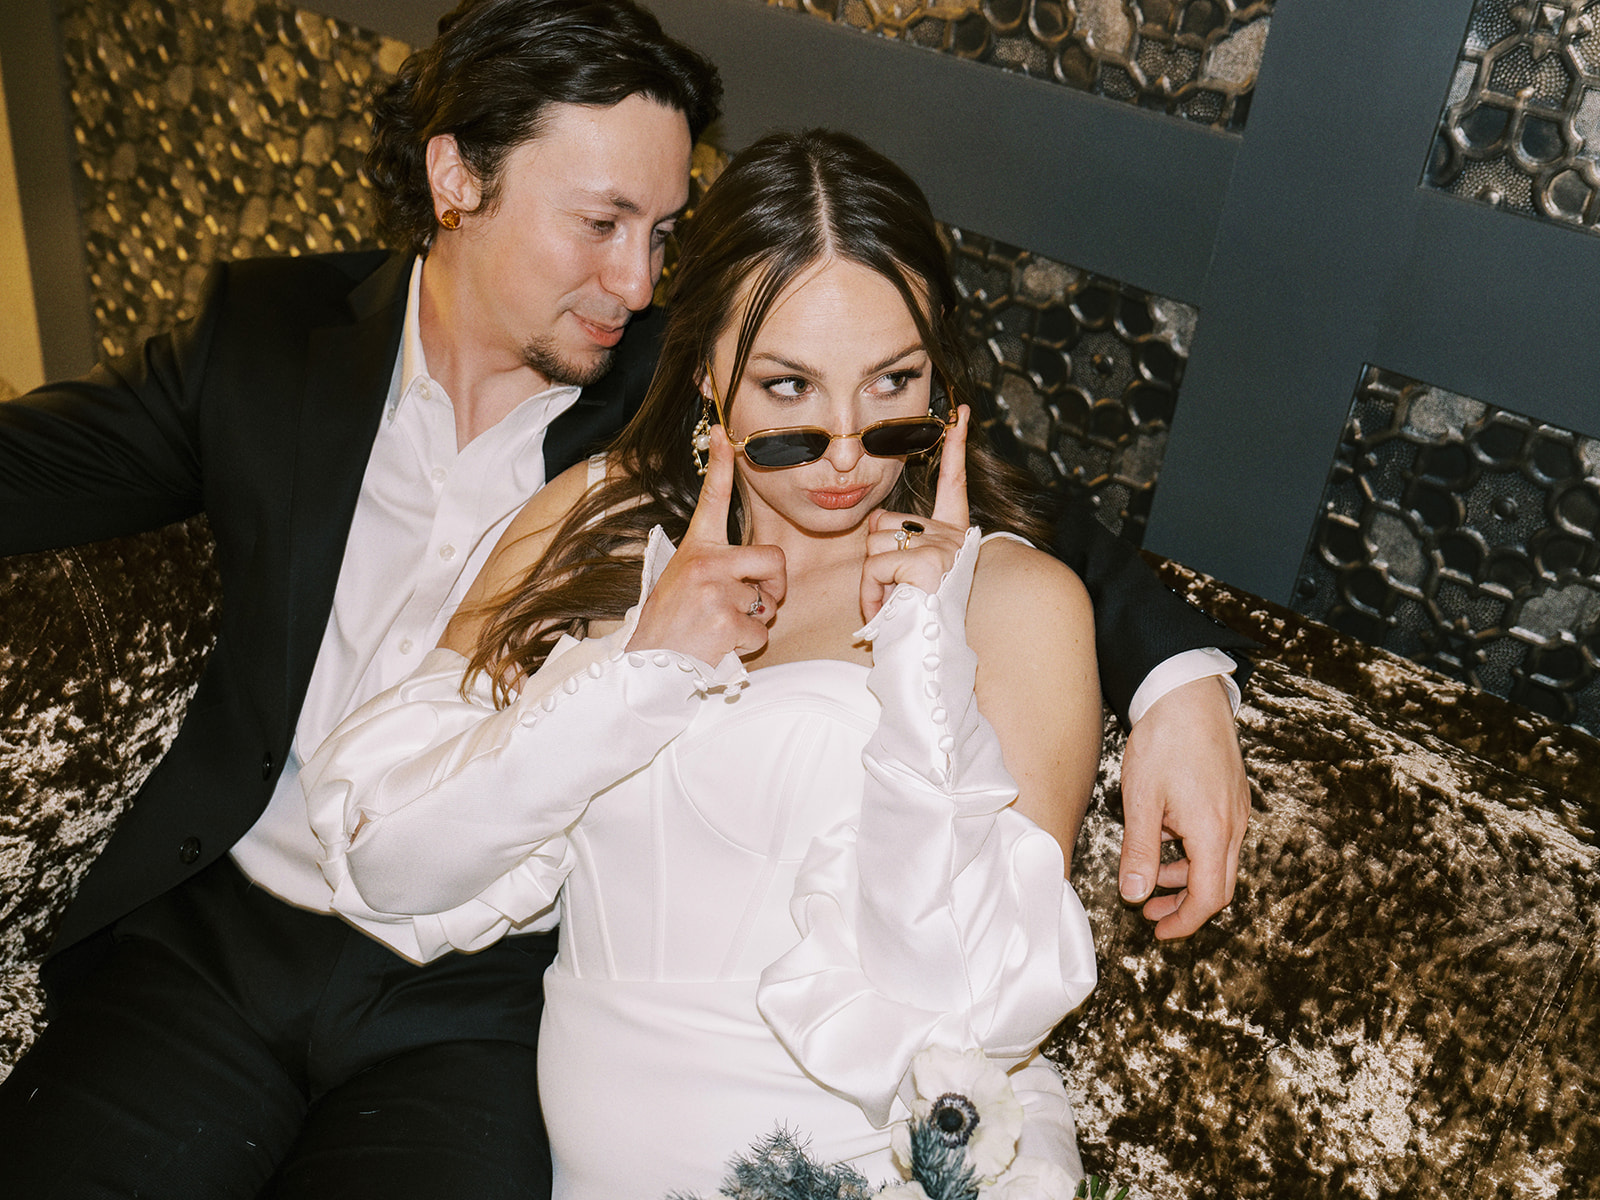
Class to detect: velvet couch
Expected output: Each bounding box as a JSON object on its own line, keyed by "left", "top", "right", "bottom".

{"left": 3, "top": 518, "right": 1597, "bottom": 1198}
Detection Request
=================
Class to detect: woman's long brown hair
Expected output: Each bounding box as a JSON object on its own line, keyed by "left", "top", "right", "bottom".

{"left": 467, "top": 129, "right": 1054, "bottom": 703}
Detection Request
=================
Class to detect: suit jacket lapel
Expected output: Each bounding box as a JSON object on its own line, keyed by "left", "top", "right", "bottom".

{"left": 281, "top": 253, "right": 412, "bottom": 730}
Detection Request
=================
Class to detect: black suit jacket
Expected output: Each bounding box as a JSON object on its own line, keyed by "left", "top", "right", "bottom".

{"left": 0, "top": 250, "right": 1249, "bottom": 959}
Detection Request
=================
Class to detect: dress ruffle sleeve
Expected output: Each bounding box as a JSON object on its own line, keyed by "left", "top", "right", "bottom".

{"left": 755, "top": 529, "right": 1098, "bottom": 1127}
{"left": 302, "top": 527, "right": 744, "bottom": 963}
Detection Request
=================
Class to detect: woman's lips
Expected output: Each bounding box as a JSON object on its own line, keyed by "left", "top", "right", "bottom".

{"left": 807, "top": 486, "right": 870, "bottom": 510}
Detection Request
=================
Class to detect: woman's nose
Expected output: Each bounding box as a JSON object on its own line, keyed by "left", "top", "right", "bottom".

{"left": 822, "top": 431, "right": 865, "bottom": 472}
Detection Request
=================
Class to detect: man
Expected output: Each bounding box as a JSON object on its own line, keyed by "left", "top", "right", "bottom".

{"left": 0, "top": 4, "right": 717, "bottom": 1196}
{"left": 0, "top": 0, "right": 1250, "bottom": 1195}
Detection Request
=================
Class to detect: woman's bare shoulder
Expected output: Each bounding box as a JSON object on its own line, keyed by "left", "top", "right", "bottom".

{"left": 499, "top": 456, "right": 609, "bottom": 546}
{"left": 967, "top": 533, "right": 1101, "bottom": 854}
{"left": 968, "top": 535, "right": 1093, "bottom": 667}
{"left": 971, "top": 535, "right": 1089, "bottom": 615}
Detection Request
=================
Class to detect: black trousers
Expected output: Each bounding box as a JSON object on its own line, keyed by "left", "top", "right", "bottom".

{"left": 0, "top": 857, "right": 558, "bottom": 1199}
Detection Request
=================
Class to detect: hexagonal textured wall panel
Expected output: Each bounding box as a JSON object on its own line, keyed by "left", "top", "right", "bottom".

{"left": 767, "top": 0, "right": 1273, "bottom": 130}
{"left": 1428, "top": 0, "right": 1600, "bottom": 235}
{"left": 1295, "top": 365, "right": 1600, "bottom": 735}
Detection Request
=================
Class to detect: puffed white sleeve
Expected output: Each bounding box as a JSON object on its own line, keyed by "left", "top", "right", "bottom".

{"left": 302, "top": 527, "right": 744, "bottom": 963}
{"left": 755, "top": 529, "right": 1098, "bottom": 1127}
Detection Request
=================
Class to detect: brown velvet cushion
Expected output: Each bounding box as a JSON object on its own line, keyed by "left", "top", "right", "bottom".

{"left": 0, "top": 517, "right": 218, "bottom": 1072}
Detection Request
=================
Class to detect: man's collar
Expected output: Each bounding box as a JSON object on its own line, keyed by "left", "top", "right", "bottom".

{"left": 398, "top": 256, "right": 430, "bottom": 410}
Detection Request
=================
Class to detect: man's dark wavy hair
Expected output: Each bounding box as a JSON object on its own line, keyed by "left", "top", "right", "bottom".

{"left": 366, "top": 0, "right": 722, "bottom": 254}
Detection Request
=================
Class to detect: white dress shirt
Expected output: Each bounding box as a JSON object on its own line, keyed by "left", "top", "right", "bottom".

{"left": 231, "top": 258, "right": 580, "bottom": 913}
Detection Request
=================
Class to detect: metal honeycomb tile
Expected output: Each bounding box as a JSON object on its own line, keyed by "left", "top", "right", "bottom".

{"left": 767, "top": 0, "right": 1273, "bottom": 131}
{"left": 1296, "top": 365, "right": 1600, "bottom": 735}
{"left": 1428, "top": 0, "right": 1600, "bottom": 236}
{"left": 943, "top": 225, "right": 1196, "bottom": 541}
{"left": 58, "top": 0, "right": 405, "bottom": 358}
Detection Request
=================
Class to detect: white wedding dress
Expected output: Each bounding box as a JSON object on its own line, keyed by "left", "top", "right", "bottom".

{"left": 303, "top": 527, "right": 1097, "bottom": 1199}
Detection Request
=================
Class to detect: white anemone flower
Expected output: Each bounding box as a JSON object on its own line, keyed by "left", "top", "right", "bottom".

{"left": 978, "top": 1154, "right": 1080, "bottom": 1198}
{"left": 891, "top": 1046, "right": 1023, "bottom": 1184}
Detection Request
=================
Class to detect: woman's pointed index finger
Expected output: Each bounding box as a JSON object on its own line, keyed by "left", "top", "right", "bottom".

{"left": 931, "top": 405, "right": 970, "bottom": 530}
{"left": 685, "top": 424, "right": 735, "bottom": 547}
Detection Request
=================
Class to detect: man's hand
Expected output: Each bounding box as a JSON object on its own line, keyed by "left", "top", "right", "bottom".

{"left": 1118, "top": 675, "right": 1249, "bottom": 939}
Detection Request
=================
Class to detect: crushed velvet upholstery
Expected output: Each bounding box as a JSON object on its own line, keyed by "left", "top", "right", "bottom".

{"left": 0, "top": 518, "right": 218, "bottom": 1067}
{"left": 1057, "top": 562, "right": 1600, "bottom": 1197}
{"left": 2, "top": 527, "right": 1596, "bottom": 1196}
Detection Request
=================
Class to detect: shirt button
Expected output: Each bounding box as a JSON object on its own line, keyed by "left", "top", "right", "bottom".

{"left": 261, "top": 751, "right": 274, "bottom": 780}
{"left": 438, "top": 543, "right": 456, "bottom": 561}
{"left": 179, "top": 837, "right": 202, "bottom": 865}
{"left": 419, "top": 381, "right": 432, "bottom": 399}
{"left": 430, "top": 466, "right": 447, "bottom": 485}
{"left": 399, "top": 637, "right": 414, "bottom": 654}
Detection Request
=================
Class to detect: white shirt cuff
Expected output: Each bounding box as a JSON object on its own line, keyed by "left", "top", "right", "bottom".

{"left": 1127, "top": 647, "right": 1241, "bottom": 727}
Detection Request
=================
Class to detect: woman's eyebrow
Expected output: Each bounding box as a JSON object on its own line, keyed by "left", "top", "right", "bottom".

{"left": 863, "top": 344, "right": 928, "bottom": 375}
{"left": 747, "top": 351, "right": 824, "bottom": 377}
{"left": 748, "top": 343, "right": 926, "bottom": 379}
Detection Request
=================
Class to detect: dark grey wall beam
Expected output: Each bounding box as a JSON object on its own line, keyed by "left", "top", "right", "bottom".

{"left": 1148, "top": 0, "right": 1483, "bottom": 600}
{"left": 317, "top": 0, "right": 1236, "bottom": 302}
{"left": 648, "top": 0, "right": 1236, "bottom": 303}
{"left": 1, "top": 0, "right": 95, "bottom": 380}
{"left": 1375, "top": 190, "right": 1600, "bottom": 437}
{"left": 315, "top": 0, "right": 441, "bottom": 49}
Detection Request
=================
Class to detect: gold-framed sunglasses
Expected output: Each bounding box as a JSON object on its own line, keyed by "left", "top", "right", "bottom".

{"left": 706, "top": 367, "right": 955, "bottom": 470}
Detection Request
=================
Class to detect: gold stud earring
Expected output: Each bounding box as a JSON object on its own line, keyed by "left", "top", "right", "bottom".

{"left": 691, "top": 398, "right": 713, "bottom": 476}
{"left": 439, "top": 208, "right": 462, "bottom": 231}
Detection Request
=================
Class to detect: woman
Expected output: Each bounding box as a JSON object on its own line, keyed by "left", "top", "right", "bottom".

{"left": 302, "top": 129, "right": 1101, "bottom": 1197}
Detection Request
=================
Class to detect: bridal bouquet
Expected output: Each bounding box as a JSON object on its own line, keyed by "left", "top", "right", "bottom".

{"left": 669, "top": 1047, "right": 1129, "bottom": 1200}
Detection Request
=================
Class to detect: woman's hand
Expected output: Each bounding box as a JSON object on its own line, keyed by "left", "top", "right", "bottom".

{"left": 859, "top": 405, "right": 971, "bottom": 620}
{"left": 626, "top": 426, "right": 786, "bottom": 663}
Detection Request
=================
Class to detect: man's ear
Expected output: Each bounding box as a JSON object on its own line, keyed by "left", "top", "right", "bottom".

{"left": 425, "top": 134, "right": 481, "bottom": 222}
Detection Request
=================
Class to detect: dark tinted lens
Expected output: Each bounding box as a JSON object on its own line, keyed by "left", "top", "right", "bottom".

{"left": 743, "top": 429, "right": 834, "bottom": 467}
{"left": 860, "top": 419, "right": 946, "bottom": 458}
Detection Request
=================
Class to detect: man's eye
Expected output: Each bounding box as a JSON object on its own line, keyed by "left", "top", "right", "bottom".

{"left": 585, "top": 218, "right": 616, "bottom": 235}
{"left": 651, "top": 226, "right": 675, "bottom": 248}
